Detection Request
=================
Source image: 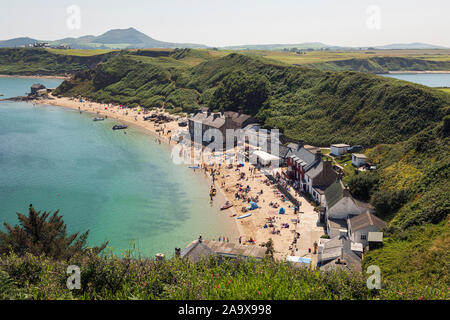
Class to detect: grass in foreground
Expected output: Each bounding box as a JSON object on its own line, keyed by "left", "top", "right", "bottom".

{"left": 0, "top": 252, "right": 446, "bottom": 300}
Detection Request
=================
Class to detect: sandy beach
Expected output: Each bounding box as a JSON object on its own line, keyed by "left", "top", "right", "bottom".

{"left": 35, "top": 95, "right": 324, "bottom": 262}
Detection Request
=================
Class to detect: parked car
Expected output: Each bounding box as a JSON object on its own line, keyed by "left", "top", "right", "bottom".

{"left": 347, "top": 145, "right": 363, "bottom": 153}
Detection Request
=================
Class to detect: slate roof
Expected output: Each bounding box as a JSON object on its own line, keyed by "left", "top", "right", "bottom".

{"left": 306, "top": 161, "right": 324, "bottom": 179}
{"left": 348, "top": 211, "right": 387, "bottom": 232}
{"left": 181, "top": 240, "right": 215, "bottom": 263}
{"left": 181, "top": 239, "right": 266, "bottom": 262}
{"left": 288, "top": 147, "right": 317, "bottom": 169}
{"left": 328, "top": 218, "right": 348, "bottom": 230}
{"left": 331, "top": 144, "right": 350, "bottom": 148}
{"left": 319, "top": 236, "right": 362, "bottom": 272}
{"left": 324, "top": 180, "right": 345, "bottom": 209}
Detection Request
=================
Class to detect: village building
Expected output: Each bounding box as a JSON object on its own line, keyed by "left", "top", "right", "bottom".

{"left": 285, "top": 142, "right": 320, "bottom": 188}
{"left": 348, "top": 211, "right": 387, "bottom": 247}
{"left": 352, "top": 153, "right": 367, "bottom": 167}
{"left": 30, "top": 84, "right": 46, "bottom": 95}
{"left": 180, "top": 236, "right": 266, "bottom": 262}
{"left": 330, "top": 144, "right": 350, "bottom": 156}
{"left": 304, "top": 159, "right": 339, "bottom": 204}
{"left": 367, "top": 231, "right": 385, "bottom": 250}
{"left": 285, "top": 142, "right": 339, "bottom": 203}
{"left": 188, "top": 111, "right": 255, "bottom": 146}
{"left": 317, "top": 235, "right": 363, "bottom": 272}
{"left": 322, "top": 180, "right": 371, "bottom": 237}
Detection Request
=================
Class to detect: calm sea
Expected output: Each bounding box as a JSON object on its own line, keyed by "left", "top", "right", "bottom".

{"left": 0, "top": 77, "right": 237, "bottom": 258}
{"left": 378, "top": 73, "right": 450, "bottom": 87}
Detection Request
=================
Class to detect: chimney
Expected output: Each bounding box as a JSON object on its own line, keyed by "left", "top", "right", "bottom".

{"left": 298, "top": 140, "right": 304, "bottom": 149}
{"left": 213, "top": 113, "right": 221, "bottom": 120}
{"left": 206, "top": 111, "right": 211, "bottom": 117}
{"left": 343, "top": 185, "right": 350, "bottom": 197}
{"left": 315, "top": 150, "right": 322, "bottom": 161}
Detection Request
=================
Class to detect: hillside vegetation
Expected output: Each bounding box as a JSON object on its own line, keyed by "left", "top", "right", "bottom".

{"left": 52, "top": 50, "right": 450, "bottom": 291}
{"left": 0, "top": 252, "right": 446, "bottom": 300}
{"left": 0, "top": 48, "right": 117, "bottom": 75}
{"left": 55, "top": 51, "right": 450, "bottom": 146}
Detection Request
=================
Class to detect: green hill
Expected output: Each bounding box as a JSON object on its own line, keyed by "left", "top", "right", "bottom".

{"left": 55, "top": 51, "right": 449, "bottom": 146}
{"left": 53, "top": 51, "right": 450, "bottom": 291}
{"left": 308, "top": 56, "right": 450, "bottom": 73}
{"left": 0, "top": 48, "right": 117, "bottom": 76}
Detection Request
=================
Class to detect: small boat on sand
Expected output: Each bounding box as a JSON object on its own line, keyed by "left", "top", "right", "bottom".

{"left": 237, "top": 213, "right": 252, "bottom": 219}
{"left": 112, "top": 125, "right": 128, "bottom": 130}
{"left": 93, "top": 117, "right": 104, "bottom": 121}
{"left": 221, "top": 201, "right": 233, "bottom": 210}
{"left": 188, "top": 166, "right": 199, "bottom": 169}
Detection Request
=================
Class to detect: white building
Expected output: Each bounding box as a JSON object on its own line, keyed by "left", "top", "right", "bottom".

{"left": 323, "top": 180, "right": 369, "bottom": 237}
{"left": 330, "top": 144, "right": 350, "bottom": 156}
{"left": 352, "top": 153, "right": 367, "bottom": 167}
{"left": 348, "top": 212, "right": 387, "bottom": 247}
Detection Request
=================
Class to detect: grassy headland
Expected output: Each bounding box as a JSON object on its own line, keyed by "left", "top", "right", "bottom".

{"left": 1, "top": 47, "right": 448, "bottom": 298}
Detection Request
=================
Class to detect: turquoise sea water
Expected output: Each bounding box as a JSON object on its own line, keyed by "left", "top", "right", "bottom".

{"left": 378, "top": 73, "right": 450, "bottom": 87}
{"left": 0, "top": 78, "right": 237, "bottom": 257}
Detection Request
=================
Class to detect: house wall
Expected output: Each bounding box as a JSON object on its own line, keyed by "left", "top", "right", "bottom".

{"left": 331, "top": 146, "right": 346, "bottom": 156}
{"left": 352, "top": 156, "right": 366, "bottom": 167}
{"left": 350, "top": 225, "right": 380, "bottom": 247}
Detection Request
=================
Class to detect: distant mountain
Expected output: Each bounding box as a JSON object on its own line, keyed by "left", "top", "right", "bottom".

{"left": 0, "top": 28, "right": 207, "bottom": 49}
{"left": 0, "top": 37, "right": 39, "bottom": 48}
{"left": 0, "top": 29, "right": 447, "bottom": 50}
{"left": 372, "top": 43, "right": 448, "bottom": 50}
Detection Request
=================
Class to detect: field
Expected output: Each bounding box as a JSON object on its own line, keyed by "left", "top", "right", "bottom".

{"left": 45, "top": 48, "right": 450, "bottom": 67}
{"left": 243, "top": 49, "right": 450, "bottom": 66}
{"left": 46, "top": 48, "right": 115, "bottom": 56}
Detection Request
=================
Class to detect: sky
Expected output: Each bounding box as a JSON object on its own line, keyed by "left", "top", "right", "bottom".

{"left": 0, "top": 0, "right": 449, "bottom": 47}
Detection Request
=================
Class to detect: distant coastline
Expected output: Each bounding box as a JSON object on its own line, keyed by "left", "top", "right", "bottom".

{"left": 386, "top": 70, "right": 450, "bottom": 74}
{"left": 0, "top": 74, "right": 69, "bottom": 80}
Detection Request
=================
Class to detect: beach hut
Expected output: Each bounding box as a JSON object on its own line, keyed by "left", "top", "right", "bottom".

{"left": 286, "top": 256, "right": 312, "bottom": 268}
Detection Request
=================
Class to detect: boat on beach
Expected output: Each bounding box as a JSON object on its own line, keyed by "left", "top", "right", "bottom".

{"left": 221, "top": 201, "right": 233, "bottom": 210}
{"left": 112, "top": 125, "right": 128, "bottom": 130}
{"left": 237, "top": 213, "right": 252, "bottom": 219}
{"left": 93, "top": 117, "right": 104, "bottom": 121}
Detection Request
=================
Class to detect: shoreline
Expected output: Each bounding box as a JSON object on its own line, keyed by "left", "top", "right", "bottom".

{"left": 385, "top": 70, "right": 450, "bottom": 74}
{"left": 0, "top": 74, "right": 69, "bottom": 80}
{"left": 32, "top": 95, "right": 323, "bottom": 262}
